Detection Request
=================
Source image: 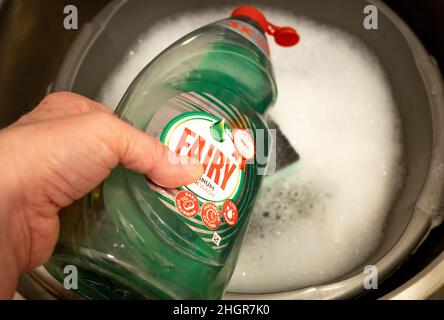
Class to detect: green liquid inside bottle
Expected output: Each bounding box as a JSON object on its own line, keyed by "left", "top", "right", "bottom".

{"left": 46, "top": 16, "right": 279, "bottom": 299}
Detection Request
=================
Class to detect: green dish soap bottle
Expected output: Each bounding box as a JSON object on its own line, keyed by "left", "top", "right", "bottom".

{"left": 45, "top": 6, "right": 299, "bottom": 299}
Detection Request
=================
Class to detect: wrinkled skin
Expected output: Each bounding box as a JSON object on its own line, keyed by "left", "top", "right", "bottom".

{"left": 0, "top": 92, "right": 202, "bottom": 299}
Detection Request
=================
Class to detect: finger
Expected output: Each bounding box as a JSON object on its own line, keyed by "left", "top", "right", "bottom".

{"left": 94, "top": 112, "right": 204, "bottom": 188}
{"left": 17, "top": 92, "right": 112, "bottom": 125}
{"left": 38, "top": 92, "right": 112, "bottom": 115}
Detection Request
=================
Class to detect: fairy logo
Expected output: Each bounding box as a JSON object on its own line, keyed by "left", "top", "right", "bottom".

{"left": 161, "top": 112, "right": 246, "bottom": 204}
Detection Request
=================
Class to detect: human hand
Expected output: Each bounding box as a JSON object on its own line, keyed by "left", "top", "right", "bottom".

{"left": 0, "top": 92, "right": 203, "bottom": 298}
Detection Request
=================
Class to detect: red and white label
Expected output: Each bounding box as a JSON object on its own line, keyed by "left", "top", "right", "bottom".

{"left": 222, "top": 200, "right": 239, "bottom": 226}
{"left": 201, "top": 202, "right": 221, "bottom": 230}
{"left": 233, "top": 129, "right": 255, "bottom": 160}
{"left": 175, "top": 190, "right": 199, "bottom": 218}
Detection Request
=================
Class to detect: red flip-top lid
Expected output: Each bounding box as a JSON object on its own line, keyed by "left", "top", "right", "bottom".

{"left": 231, "top": 6, "right": 300, "bottom": 47}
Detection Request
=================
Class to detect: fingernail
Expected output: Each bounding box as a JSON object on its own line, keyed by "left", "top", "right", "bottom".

{"left": 179, "top": 156, "right": 203, "bottom": 182}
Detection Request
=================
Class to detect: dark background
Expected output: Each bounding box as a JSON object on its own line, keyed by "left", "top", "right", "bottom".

{"left": 0, "top": 0, "right": 443, "bottom": 299}
{"left": 384, "top": 0, "right": 444, "bottom": 71}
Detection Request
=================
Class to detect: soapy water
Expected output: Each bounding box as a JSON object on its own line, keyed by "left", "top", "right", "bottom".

{"left": 99, "top": 8, "right": 404, "bottom": 293}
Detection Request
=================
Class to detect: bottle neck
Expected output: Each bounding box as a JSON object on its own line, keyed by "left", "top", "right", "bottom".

{"left": 232, "top": 16, "right": 266, "bottom": 35}
{"left": 221, "top": 17, "right": 271, "bottom": 58}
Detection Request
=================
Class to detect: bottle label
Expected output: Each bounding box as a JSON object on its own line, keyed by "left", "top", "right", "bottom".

{"left": 145, "top": 92, "right": 255, "bottom": 250}
{"left": 218, "top": 19, "right": 270, "bottom": 57}
{"left": 161, "top": 112, "right": 245, "bottom": 203}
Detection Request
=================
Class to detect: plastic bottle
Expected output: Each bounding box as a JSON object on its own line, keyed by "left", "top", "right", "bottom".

{"left": 45, "top": 6, "right": 299, "bottom": 299}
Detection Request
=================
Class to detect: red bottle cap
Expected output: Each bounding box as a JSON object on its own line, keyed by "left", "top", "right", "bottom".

{"left": 231, "top": 6, "right": 300, "bottom": 47}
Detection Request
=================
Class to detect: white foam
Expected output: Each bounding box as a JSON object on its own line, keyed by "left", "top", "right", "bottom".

{"left": 99, "top": 8, "right": 404, "bottom": 293}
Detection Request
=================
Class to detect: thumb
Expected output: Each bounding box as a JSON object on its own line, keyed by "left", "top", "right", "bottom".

{"left": 98, "top": 112, "right": 203, "bottom": 188}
